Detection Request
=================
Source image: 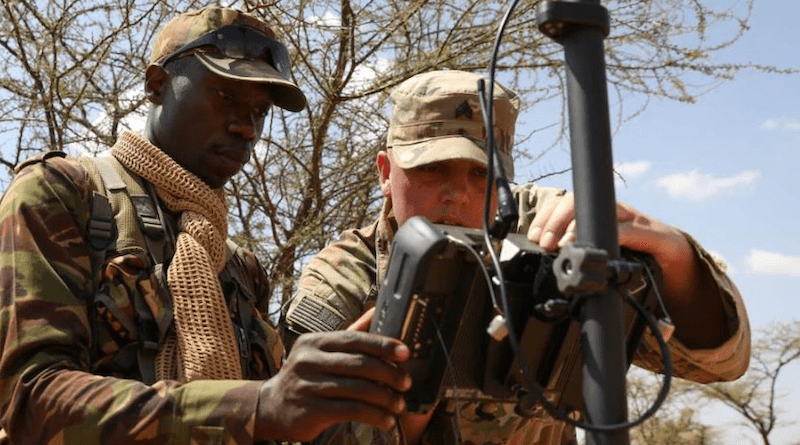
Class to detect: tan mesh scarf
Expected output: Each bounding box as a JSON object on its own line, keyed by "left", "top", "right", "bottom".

{"left": 112, "top": 131, "right": 243, "bottom": 381}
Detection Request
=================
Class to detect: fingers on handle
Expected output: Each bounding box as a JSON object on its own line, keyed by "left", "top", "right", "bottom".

{"left": 347, "top": 307, "right": 375, "bottom": 332}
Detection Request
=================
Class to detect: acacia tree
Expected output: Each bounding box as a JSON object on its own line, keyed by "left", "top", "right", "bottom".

{"left": 687, "top": 320, "right": 800, "bottom": 445}
{"left": 0, "top": 1, "right": 182, "bottom": 171}
{"left": 0, "top": 0, "right": 790, "bottom": 312}
{"left": 626, "top": 320, "right": 800, "bottom": 445}
{"left": 627, "top": 368, "right": 720, "bottom": 445}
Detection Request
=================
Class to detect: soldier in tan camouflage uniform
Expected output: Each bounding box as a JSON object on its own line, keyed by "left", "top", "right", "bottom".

{"left": 0, "top": 7, "right": 414, "bottom": 445}
{"left": 283, "top": 70, "right": 751, "bottom": 444}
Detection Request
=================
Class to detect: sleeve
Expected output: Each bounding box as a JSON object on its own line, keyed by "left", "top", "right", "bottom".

{"left": 0, "top": 158, "right": 264, "bottom": 445}
{"left": 282, "top": 228, "right": 378, "bottom": 351}
{"left": 632, "top": 232, "right": 751, "bottom": 383}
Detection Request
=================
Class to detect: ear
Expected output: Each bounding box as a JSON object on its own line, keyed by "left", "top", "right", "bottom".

{"left": 145, "top": 65, "right": 167, "bottom": 104}
{"left": 376, "top": 150, "right": 391, "bottom": 198}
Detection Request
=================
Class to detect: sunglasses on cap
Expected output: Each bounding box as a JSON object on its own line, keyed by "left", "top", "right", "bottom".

{"left": 160, "top": 25, "right": 292, "bottom": 80}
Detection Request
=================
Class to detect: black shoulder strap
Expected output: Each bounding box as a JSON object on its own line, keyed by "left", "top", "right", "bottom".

{"left": 86, "top": 191, "right": 115, "bottom": 374}
{"left": 218, "top": 240, "right": 255, "bottom": 376}
{"left": 88, "top": 191, "right": 115, "bottom": 252}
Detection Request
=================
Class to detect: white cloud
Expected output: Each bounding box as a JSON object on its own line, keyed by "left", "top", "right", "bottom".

{"left": 760, "top": 118, "right": 800, "bottom": 131}
{"left": 309, "top": 11, "right": 341, "bottom": 28}
{"left": 67, "top": 88, "right": 147, "bottom": 156}
{"left": 746, "top": 249, "right": 800, "bottom": 277}
{"left": 307, "top": 11, "right": 342, "bottom": 28}
{"left": 614, "top": 160, "right": 651, "bottom": 183}
{"left": 344, "top": 57, "right": 391, "bottom": 94}
{"left": 656, "top": 169, "right": 759, "bottom": 201}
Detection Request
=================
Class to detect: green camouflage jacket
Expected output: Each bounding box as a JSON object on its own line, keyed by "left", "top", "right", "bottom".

{"left": 0, "top": 146, "right": 282, "bottom": 444}
{"left": 283, "top": 184, "right": 751, "bottom": 445}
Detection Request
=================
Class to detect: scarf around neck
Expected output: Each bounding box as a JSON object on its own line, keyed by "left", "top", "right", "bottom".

{"left": 112, "top": 131, "right": 243, "bottom": 381}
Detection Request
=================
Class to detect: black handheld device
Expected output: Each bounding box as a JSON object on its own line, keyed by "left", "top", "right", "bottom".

{"left": 369, "top": 216, "right": 662, "bottom": 415}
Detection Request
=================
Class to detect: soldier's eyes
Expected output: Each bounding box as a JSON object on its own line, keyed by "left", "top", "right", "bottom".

{"left": 254, "top": 105, "right": 271, "bottom": 118}
{"left": 416, "top": 165, "right": 441, "bottom": 173}
{"left": 214, "top": 88, "right": 234, "bottom": 102}
{"left": 471, "top": 167, "right": 488, "bottom": 177}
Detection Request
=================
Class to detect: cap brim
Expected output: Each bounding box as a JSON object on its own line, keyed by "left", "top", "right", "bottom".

{"left": 391, "top": 136, "right": 515, "bottom": 181}
{"left": 194, "top": 52, "right": 307, "bottom": 112}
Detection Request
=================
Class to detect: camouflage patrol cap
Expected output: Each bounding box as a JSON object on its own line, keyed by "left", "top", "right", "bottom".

{"left": 387, "top": 70, "right": 520, "bottom": 180}
{"left": 150, "top": 7, "right": 307, "bottom": 112}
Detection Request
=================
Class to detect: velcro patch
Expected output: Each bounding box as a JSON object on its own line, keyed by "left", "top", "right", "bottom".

{"left": 288, "top": 297, "right": 346, "bottom": 333}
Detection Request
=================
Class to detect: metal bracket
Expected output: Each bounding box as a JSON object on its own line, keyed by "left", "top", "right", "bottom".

{"left": 553, "top": 244, "right": 644, "bottom": 296}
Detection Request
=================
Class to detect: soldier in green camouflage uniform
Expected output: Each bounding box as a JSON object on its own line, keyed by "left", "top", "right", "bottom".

{"left": 283, "top": 70, "right": 751, "bottom": 445}
{"left": 0, "top": 7, "right": 413, "bottom": 445}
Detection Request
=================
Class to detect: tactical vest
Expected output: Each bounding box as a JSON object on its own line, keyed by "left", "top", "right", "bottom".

{"left": 15, "top": 152, "right": 278, "bottom": 382}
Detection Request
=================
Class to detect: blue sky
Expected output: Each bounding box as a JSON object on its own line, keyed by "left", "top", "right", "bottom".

{"left": 522, "top": 1, "right": 799, "bottom": 443}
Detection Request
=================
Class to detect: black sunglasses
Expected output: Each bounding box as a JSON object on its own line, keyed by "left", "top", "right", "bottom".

{"left": 160, "top": 25, "right": 292, "bottom": 80}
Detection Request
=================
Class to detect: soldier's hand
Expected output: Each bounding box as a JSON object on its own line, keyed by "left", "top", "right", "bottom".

{"left": 346, "top": 307, "right": 376, "bottom": 332}
{"left": 527, "top": 192, "right": 683, "bottom": 254}
{"left": 527, "top": 191, "right": 576, "bottom": 251}
{"left": 526, "top": 191, "right": 695, "bottom": 276}
{"left": 254, "top": 330, "right": 411, "bottom": 442}
{"left": 347, "top": 307, "right": 435, "bottom": 445}
{"left": 527, "top": 192, "right": 727, "bottom": 348}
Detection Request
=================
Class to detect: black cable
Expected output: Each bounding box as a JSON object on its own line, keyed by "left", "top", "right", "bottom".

{"left": 429, "top": 311, "right": 464, "bottom": 443}
{"left": 496, "top": 263, "right": 674, "bottom": 432}
{"left": 480, "top": 0, "right": 523, "bottom": 241}
{"left": 478, "top": 3, "right": 525, "bottom": 403}
{"left": 476, "top": 4, "right": 529, "bottom": 436}
{"left": 448, "top": 234, "right": 502, "bottom": 314}
{"left": 477, "top": 0, "right": 674, "bottom": 431}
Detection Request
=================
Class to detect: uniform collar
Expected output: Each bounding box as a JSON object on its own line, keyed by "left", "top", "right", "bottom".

{"left": 374, "top": 198, "right": 397, "bottom": 287}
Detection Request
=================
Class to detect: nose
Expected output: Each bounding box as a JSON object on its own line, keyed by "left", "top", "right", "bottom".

{"left": 443, "top": 171, "right": 472, "bottom": 205}
{"left": 227, "top": 110, "right": 258, "bottom": 141}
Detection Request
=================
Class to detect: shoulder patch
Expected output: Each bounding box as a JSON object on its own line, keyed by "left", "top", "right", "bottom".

{"left": 288, "top": 297, "right": 346, "bottom": 333}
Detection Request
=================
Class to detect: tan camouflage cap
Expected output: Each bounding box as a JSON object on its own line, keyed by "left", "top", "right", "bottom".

{"left": 150, "top": 7, "right": 307, "bottom": 112}
{"left": 387, "top": 70, "right": 520, "bottom": 180}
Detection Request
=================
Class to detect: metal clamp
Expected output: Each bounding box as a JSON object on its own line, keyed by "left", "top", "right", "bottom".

{"left": 536, "top": 1, "right": 610, "bottom": 41}
{"left": 553, "top": 244, "right": 644, "bottom": 296}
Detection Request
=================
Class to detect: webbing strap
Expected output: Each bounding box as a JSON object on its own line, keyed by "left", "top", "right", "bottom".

{"left": 129, "top": 194, "right": 168, "bottom": 265}
{"left": 88, "top": 192, "right": 115, "bottom": 251}
{"left": 93, "top": 157, "right": 169, "bottom": 265}
{"left": 90, "top": 156, "right": 170, "bottom": 384}
{"left": 93, "top": 157, "right": 126, "bottom": 190}
{"left": 220, "top": 240, "right": 255, "bottom": 377}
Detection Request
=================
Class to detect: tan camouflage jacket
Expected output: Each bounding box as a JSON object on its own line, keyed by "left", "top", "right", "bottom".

{"left": 0, "top": 147, "right": 283, "bottom": 445}
{"left": 284, "top": 184, "right": 751, "bottom": 445}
